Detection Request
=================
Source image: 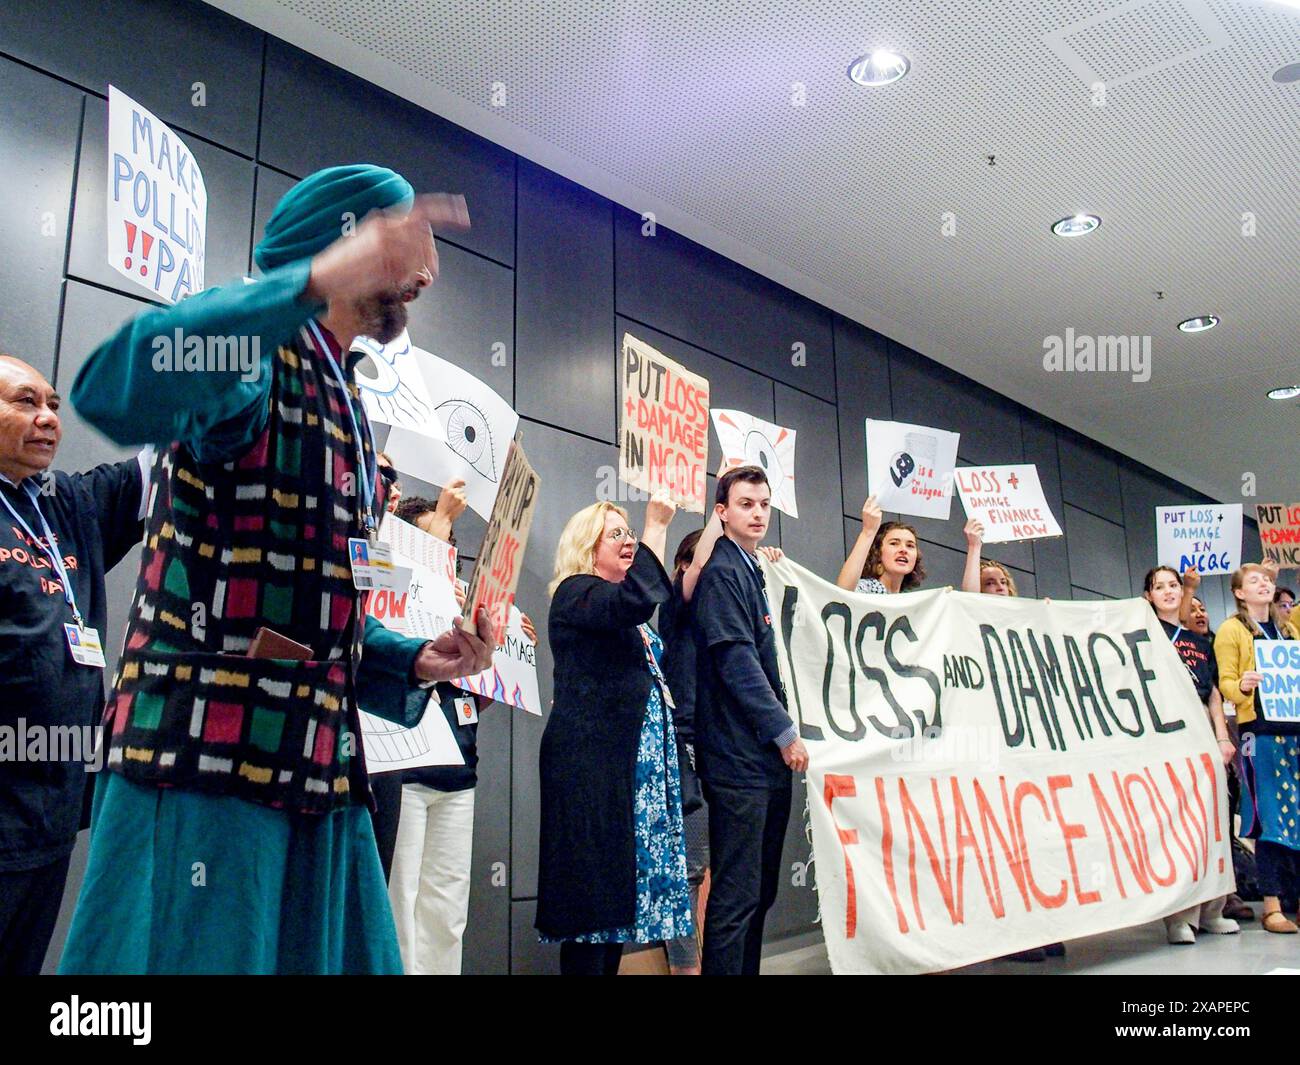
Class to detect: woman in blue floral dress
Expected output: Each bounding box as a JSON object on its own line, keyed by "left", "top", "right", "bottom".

{"left": 537, "top": 494, "right": 693, "bottom": 975}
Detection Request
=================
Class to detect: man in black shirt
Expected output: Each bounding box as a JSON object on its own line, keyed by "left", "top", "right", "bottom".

{"left": 0, "top": 355, "right": 146, "bottom": 973}
{"left": 693, "top": 465, "right": 808, "bottom": 975}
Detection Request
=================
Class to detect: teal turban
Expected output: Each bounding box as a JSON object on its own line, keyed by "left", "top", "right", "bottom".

{"left": 253, "top": 164, "right": 414, "bottom": 272}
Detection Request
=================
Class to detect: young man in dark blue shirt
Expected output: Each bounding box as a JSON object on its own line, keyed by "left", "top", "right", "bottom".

{"left": 693, "top": 465, "right": 808, "bottom": 975}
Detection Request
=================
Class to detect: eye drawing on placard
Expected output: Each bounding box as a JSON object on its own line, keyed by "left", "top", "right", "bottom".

{"left": 353, "top": 335, "right": 433, "bottom": 426}
{"left": 744, "top": 429, "right": 786, "bottom": 496}
{"left": 437, "top": 398, "right": 498, "bottom": 482}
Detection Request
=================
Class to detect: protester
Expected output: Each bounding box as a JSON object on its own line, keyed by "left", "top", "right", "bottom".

{"left": 1276, "top": 586, "right": 1295, "bottom": 627}
{"left": 381, "top": 490, "right": 537, "bottom": 975}
{"left": 692, "top": 465, "right": 806, "bottom": 975}
{"left": 972, "top": 556, "right": 1016, "bottom": 595}
{"left": 0, "top": 355, "right": 148, "bottom": 975}
{"left": 658, "top": 512, "right": 782, "bottom": 976}
{"left": 57, "top": 165, "right": 494, "bottom": 974}
{"left": 840, "top": 496, "right": 983, "bottom": 594}
{"left": 1143, "top": 566, "right": 1239, "bottom": 942}
{"left": 1216, "top": 563, "right": 1300, "bottom": 933}
{"left": 536, "top": 491, "right": 692, "bottom": 975}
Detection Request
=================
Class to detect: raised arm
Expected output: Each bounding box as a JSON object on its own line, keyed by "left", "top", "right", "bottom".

{"left": 961, "top": 519, "right": 985, "bottom": 592}
{"left": 681, "top": 510, "right": 724, "bottom": 604}
{"left": 837, "top": 495, "right": 882, "bottom": 591}
{"left": 1177, "top": 567, "right": 1200, "bottom": 627}
{"left": 70, "top": 259, "right": 322, "bottom": 449}
{"left": 551, "top": 546, "right": 672, "bottom": 632}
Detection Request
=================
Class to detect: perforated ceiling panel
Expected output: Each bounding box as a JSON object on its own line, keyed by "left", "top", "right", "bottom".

{"left": 206, "top": 0, "right": 1300, "bottom": 502}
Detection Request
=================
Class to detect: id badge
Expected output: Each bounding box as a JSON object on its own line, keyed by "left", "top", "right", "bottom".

{"left": 64, "top": 624, "right": 107, "bottom": 668}
{"left": 454, "top": 696, "right": 478, "bottom": 725}
{"left": 348, "top": 538, "right": 411, "bottom": 594}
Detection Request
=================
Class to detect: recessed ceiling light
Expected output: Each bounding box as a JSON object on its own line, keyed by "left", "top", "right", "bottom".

{"left": 1051, "top": 214, "right": 1101, "bottom": 236}
{"left": 1273, "top": 62, "right": 1300, "bottom": 84}
{"left": 1178, "top": 315, "right": 1220, "bottom": 333}
{"left": 1268, "top": 386, "right": 1300, "bottom": 401}
{"left": 848, "top": 50, "right": 910, "bottom": 86}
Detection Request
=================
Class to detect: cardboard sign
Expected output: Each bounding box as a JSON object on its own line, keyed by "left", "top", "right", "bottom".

{"left": 106, "top": 86, "right": 207, "bottom": 303}
{"left": 766, "top": 556, "right": 1232, "bottom": 974}
{"left": 455, "top": 605, "right": 542, "bottom": 715}
{"left": 1256, "top": 640, "right": 1300, "bottom": 724}
{"left": 461, "top": 436, "right": 540, "bottom": 647}
{"left": 1256, "top": 504, "right": 1300, "bottom": 569}
{"left": 1156, "top": 504, "right": 1242, "bottom": 576}
{"left": 381, "top": 343, "right": 519, "bottom": 520}
{"left": 619, "top": 333, "right": 709, "bottom": 513}
{"left": 866, "top": 419, "right": 960, "bottom": 520}
{"left": 954, "top": 464, "right": 1062, "bottom": 543}
{"left": 711, "top": 408, "right": 798, "bottom": 517}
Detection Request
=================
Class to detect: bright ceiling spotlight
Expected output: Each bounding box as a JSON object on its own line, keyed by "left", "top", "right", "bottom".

{"left": 1177, "top": 315, "right": 1220, "bottom": 333}
{"left": 848, "top": 50, "right": 910, "bottom": 86}
{"left": 1051, "top": 214, "right": 1101, "bottom": 236}
{"left": 1267, "top": 385, "right": 1300, "bottom": 400}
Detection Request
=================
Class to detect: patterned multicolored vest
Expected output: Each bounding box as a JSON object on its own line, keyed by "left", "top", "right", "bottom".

{"left": 104, "top": 324, "right": 383, "bottom": 814}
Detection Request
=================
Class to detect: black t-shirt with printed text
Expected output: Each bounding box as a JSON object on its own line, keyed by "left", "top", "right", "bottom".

{"left": 0, "top": 461, "right": 143, "bottom": 871}
{"left": 1160, "top": 618, "right": 1218, "bottom": 706}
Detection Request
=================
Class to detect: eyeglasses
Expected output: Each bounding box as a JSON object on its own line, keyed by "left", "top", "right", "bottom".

{"left": 606, "top": 527, "right": 639, "bottom": 544}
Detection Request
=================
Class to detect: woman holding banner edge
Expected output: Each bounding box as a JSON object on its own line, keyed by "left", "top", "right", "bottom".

{"left": 1144, "top": 566, "right": 1240, "bottom": 943}
{"left": 1216, "top": 563, "right": 1300, "bottom": 934}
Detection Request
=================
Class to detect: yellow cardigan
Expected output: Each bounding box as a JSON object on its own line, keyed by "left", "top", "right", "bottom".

{"left": 1215, "top": 615, "right": 1299, "bottom": 726}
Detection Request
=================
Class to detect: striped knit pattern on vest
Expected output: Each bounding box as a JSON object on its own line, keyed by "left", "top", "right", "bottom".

{"left": 104, "top": 325, "right": 382, "bottom": 814}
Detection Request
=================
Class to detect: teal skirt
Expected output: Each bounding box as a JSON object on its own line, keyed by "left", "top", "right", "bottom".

{"left": 58, "top": 772, "right": 402, "bottom": 974}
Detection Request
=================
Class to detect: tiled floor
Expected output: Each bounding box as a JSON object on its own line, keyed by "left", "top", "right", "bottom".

{"left": 762, "top": 905, "right": 1300, "bottom": 975}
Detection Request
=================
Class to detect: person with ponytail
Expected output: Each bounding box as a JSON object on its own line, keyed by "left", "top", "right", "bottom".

{"left": 1216, "top": 562, "right": 1300, "bottom": 933}
{"left": 1143, "top": 566, "right": 1240, "bottom": 942}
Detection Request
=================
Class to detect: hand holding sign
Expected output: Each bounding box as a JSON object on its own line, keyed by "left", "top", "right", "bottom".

{"left": 860, "top": 495, "right": 883, "bottom": 539}
{"left": 415, "top": 608, "right": 495, "bottom": 680}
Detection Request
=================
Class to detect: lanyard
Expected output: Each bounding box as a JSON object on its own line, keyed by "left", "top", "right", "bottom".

{"left": 306, "top": 320, "right": 378, "bottom": 534}
{"left": 1169, "top": 626, "right": 1183, "bottom": 645}
{"left": 0, "top": 481, "right": 82, "bottom": 625}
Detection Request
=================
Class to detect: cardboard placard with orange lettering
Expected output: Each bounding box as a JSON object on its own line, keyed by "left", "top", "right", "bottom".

{"left": 619, "top": 333, "right": 710, "bottom": 513}
{"left": 459, "top": 435, "right": 539, "bottom": 648}
{"left": 1257, "top": 503, "right": 1300, "bottom": 569}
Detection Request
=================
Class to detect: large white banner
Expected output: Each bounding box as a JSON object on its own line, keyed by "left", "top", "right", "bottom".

{"left": 764, "top": 557, "right": 1232, "bottom": 975}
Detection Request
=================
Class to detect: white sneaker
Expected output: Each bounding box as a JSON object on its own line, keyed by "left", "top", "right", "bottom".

{"left": 1199, "top": 916, "right": 1240, "bottom": 935}
{"left": 1166, "top": 921, "right": 1196, "bottom": 944}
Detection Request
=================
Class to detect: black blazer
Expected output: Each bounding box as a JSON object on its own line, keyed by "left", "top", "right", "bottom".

{"left": 535, "top": 545, "right": 671, "bottom": 940}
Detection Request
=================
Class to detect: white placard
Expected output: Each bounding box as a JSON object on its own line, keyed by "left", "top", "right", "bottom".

{"left": 1255, "top": 639, "right": 1300, "bottom": 724}
{"left": 711, "top": 408, "right": 798, "bottom": 517}
{"left": 106, "top": 86, "right": 207, "bottom": 303}
{"left": 455, "top": 605, "right": 542, "bottom": 715}
{"left": 382, "top": 346, "right": 519, "bottom": 520}
{"left": 1156, "top": 504, "right": 1243, "bottom": 576}
{"left": 954, "top": 464, "right": 1062, "bottom": 544}
{"left": 865, "top": 419, "right": 960, "bottom": 520}
{"left": 352, "top": 331, "right": 445, "bottom": 443}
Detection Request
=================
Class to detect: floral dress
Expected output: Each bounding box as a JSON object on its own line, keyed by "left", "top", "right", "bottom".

{"left": 544, "top": 625, "right": 694, "bottom": 945}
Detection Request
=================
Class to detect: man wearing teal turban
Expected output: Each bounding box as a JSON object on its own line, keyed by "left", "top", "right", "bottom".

{"left": 57, "top": 166, "right": 492, "bottom": 974}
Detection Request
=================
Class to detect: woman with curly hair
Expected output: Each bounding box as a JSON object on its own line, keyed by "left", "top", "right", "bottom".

{"left": 837, "top": 495, "right": 983, "bottom": 595}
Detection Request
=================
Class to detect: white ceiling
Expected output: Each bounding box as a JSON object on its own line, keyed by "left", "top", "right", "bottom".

{"left": 206, "top": 0, "right": 1300, "bottom": 504}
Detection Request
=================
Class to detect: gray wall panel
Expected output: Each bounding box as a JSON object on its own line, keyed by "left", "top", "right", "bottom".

{"left": 516, "top": 160, "right": 615, "bottom": 443}
{"left": 462, "top": 704, "right": 511, "bottom": 974}
{"left": 614, "top": 209, "right": 835, "bottom": 401}
{"left": 0, "top": 0, "right": 263, "bottom": 155}
{"left": 0, "top": 60, "right": 82, "bottom": 376}
{"left": 1058, "top": 431, "right": 1123, "bottom": 519}
{"left": 260, "top": 38, "right": 515, "bottom": 266}
{"left": 1023, "top": 417, "right": 1073, "bottom": 601}
{"left": 774, "top": 385, "right": 844, "bottom": 581}
{"left": 832, "top": 315, "right": 892, "bottom": 518}
{"left": 1064, "top": 504, "right": 1131, "bottom": 599}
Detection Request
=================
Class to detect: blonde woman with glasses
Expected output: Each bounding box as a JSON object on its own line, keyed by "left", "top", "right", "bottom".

{"left": 535, "top": 489, "right": 693, "bottom": 975}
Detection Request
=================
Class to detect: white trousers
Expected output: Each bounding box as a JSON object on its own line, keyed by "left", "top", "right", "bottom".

{"left": 388, "top": 784, "right": 476, "bottom": 975}
{"left": 1164, "top": 894, "right": 1227, "bottom": 930}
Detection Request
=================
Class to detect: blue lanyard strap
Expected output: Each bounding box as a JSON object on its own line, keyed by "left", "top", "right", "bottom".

{"left": 1170, "top": 626, "right": 1183, "bottom": 645}
{"left": 0, "top": 481, "right": 82, "bottom": 624}
{"left": 306, "top": 321, "right": 377, "bottom": 533}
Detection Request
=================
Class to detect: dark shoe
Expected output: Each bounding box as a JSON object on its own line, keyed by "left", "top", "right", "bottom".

{"left": 1043, "top": 942, "right": 1066, "bottom": 957}
{"left": 1006, "top": 947, "right": 1047, "bottom": 962}
{"left": 1223, "top": 895, "right": 1254, "bottom": 921}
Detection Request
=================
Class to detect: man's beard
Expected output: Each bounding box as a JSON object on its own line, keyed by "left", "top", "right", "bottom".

{"left": 356, "top": 286, "right": 414, "bottom": 344}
